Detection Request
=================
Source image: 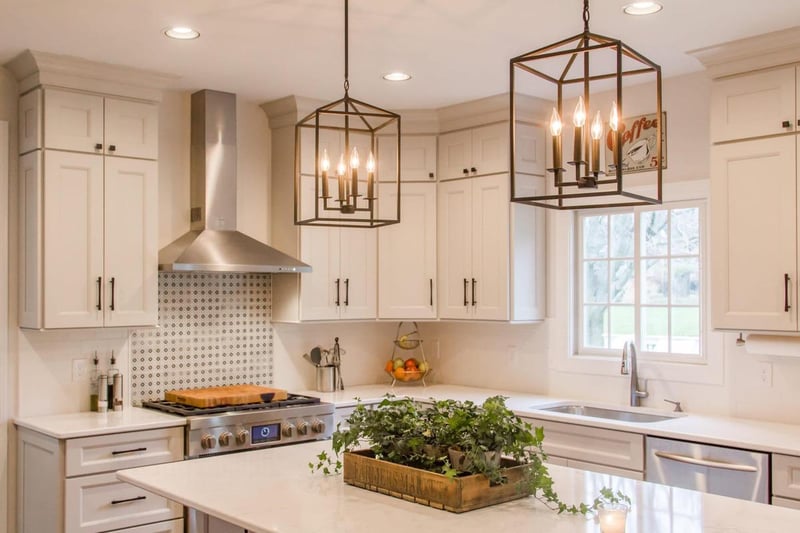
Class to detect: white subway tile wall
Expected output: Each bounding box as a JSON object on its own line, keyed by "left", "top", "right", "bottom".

{"left": 129, "top": 272, "right": 274, "bottom": 405}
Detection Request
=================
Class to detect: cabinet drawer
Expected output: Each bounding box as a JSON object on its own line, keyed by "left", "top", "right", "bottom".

{"left": 65, "top": 472, "right": 182, "bottom": 533}
{"left": 66, "top": 427, "right": 183, "bottom": 476}
{"left": 773, "top": 454, "right": 800, "bottom": 500}
{"left": 524, "top": 418, "right": 644, "bottom": 471}
{"left": 116, "top": 518, "right": 184, "bottom": 533}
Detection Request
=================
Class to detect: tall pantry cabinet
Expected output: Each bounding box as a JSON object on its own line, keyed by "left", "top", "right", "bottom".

{"left": 18, "top": 87, "right": 159, "bottom": 329}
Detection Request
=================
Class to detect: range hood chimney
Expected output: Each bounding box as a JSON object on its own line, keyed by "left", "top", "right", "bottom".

{"left": 159, "top": 90, "right": 311, "bottom": 273}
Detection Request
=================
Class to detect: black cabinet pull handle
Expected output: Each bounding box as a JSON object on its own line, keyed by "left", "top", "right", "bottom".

{"left": 335, "top": 279, "right": 340, "bottom": 306}
{"left": 108, "top": 144, "right": 117, "bottom": 152}
{"left": 429, "top": 278, "right": 433, "bottom": 306}
{"left": 94, "top": 143, "right": 103, "bottom": 150}
{"left": 109, "top": 277, "right": 116, "bottom": 311}
{"left": 471, "top": 278, "right": 477, "bottom": 306}
{"left": 782, "top": 120, "right": 792, "bottom": 128}
{"left": 462, "top": 168, "right": 468, "bottom": 175}
{"left": 797, "top": 119, "right": 800, "bottom": 127}
{"left": 111, "top": 495, "right": 146, "bottom": 505}
{"left": 470, "top": 167, "right": 477, "bottom": 173}
{"left": 111, "top": 447, "right": 147, "bottom": 456}
{"left": 785, "top": 273, "right": 791, "bottom": 312}
{"left": 428, "top": 172, "right": 434, "bottom": 179}
{"left": 96, "top": 277, "right": 102, "bottom": 310}
{"left": 463, "top": 278, "right": 469, "bottom": 307}
{"left": 344, "top": 278, "right": 350, "bottom": 306}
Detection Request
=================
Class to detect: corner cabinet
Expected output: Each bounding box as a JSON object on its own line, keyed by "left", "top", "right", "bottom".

{"left": 18, "top": 87, "right": 158, "bottom": 329}
{"left": 710, "top": 65, "right": 800, "bottom": 331}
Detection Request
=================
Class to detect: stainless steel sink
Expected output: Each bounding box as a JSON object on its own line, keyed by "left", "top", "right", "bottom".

{"left": 538, "top": 404, "right": 677, "bottom": 423}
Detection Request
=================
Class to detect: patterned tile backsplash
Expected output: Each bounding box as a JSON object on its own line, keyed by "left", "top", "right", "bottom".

{"left": 129, "top": 272, "right": 273, "bottom": 405}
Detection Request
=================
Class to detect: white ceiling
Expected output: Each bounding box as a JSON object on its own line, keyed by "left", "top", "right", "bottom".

{"left": 1, "top": 0, "right": 800, "bottom": 108}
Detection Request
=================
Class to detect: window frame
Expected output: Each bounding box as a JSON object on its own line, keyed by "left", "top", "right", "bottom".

{"left": 574, "top": 199, "right": 707, "bottom": 364}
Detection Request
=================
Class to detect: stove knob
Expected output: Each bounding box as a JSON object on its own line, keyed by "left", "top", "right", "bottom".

{"left": 218, "top": 431, "right": 233, "bottom": 446}
{"left": 201, "top": 434, "right": 217, "bottom": 449}
{"left": 235, "top": 429, "right": 248, "bottom": 445}
{"left": 282, "top": 423, "right": 296, "bottom": 438}
{"left": 311, "top": 419, "right": 326, "bottom": 434}
{"left": 297, "top": 421, "right": 309, "bottom": 436}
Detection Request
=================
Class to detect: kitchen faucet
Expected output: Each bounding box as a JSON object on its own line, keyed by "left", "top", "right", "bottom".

{"left": 621, "top": 341, "right": 648, "bottom": 407}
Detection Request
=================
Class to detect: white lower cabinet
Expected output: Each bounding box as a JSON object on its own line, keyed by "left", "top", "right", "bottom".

{"left": 772, "top": 453, "right": 800, "bottom": 507}
{"left": 17, "top": 426, "right": 184, "bottom": 533}
{"left": 523, "top": 418, "right": 644, "bottom": 480}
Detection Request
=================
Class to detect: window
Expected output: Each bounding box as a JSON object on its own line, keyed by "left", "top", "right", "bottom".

{"left": 577, "top": 202, "right": 703, "bottom": 359}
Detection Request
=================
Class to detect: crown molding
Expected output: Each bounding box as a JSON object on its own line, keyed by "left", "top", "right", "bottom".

{"left": 4, "top": 49, "right": 180, "bottom": 101}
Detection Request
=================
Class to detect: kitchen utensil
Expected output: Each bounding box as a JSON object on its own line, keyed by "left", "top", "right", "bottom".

{"left": 303, "top": 352, "right": 316, "bottom": 366}
{"left": 165, "top": 385, "right": 289, "bottom": 408}
{"left": 332, "top": 337, "right": 344, "bottom": 390}
{"left": 310, "top": 346, "right": 322, "bottom": 366}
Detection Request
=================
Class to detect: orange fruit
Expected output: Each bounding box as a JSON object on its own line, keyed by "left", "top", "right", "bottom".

{"left": 385, "top": 360, "right": 394, "bottom": 373}
{"left": 393, "top": 367, "right": 406, "bottom": 380}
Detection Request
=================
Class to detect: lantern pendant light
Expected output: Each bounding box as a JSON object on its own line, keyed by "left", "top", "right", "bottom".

{"left": 294, "top": 0, "right": 401, "bottom": 227}
{"left": 510, "top": 0, "right": 663, "bottom": 209}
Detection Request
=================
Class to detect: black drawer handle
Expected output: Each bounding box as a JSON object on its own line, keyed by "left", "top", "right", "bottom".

{"left": 96, "top": 277, "right": 102, "bottom": 310}
{"left": 470, "top": 167, "right": 476, "bottom": 173}
{"left": 785, "top": 273, "right": 791, "bottom": 312}
{"left": 782, "top": 120, "right": 792, "bottom": 128}
{"left": 108, "top": 144, "right": 117, "bottom": 152}
{"left": 94, "top": 143, "right": 103, "bottom": 150}
{"left": 111, "top": 447, "right": 147, "bottom": 456}
{"left": 428, "top": 172, "right": 434, "bottom": 179}
{"left": 111, "top": 495, "right": 147, "bottom": 505}
{"left": 463, "top": 278, "right": 468, "bottom": 307}
{"left": 462, "top": 168, "right": 468, "bottom": 175}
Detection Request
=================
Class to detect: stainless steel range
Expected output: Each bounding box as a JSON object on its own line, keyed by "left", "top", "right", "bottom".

{"left": 143, "top": 393, "right": 334, "bottom": 458}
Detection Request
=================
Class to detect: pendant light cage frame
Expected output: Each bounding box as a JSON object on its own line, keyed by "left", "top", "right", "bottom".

{"left": 510, "top": 8, "right": 663, "bottom": 210}
{"left": 294, "top": 99, "right": 401, "bottom": 227}
{"left": 293, "top": 0, "right": 401, "bottom": 228}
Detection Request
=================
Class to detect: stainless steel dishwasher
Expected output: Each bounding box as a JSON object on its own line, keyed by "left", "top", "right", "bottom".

{"left": 645, "top": 436, "right": 769, "bottom": 503}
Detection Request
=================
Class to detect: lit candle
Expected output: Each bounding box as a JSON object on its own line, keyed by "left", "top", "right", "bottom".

{"left": 366, "top": 151, "right": 375, "bottom": 199}
{"left": 337, "top": 154, "right": 346, "bottom": 202}
{"left": 549, "top": 107, "right": 563, "bottom": 172}
{"left": 320, "top": 149, "right": 330, "bottom": 198}
{"left": 609, "top": 102, "right": 620, "bottom": 171}
{"left": 572, "top": 96, "right": 586, "bottom": 165}
{"left": 598, "top": 506, "right": 628, "bottom": 533}
{"left": 590, "top": 110, "right": 603, "bottom": 174}
{"left": 350, "top": 146, "right": 360, "bottom": 198}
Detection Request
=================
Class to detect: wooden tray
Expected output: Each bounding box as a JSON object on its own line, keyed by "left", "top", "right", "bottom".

{"left": 342, "top": 450, "right": 529, "bottom": 513}
{"left": 164, "top": 385, "right": 288, "bottom": 407}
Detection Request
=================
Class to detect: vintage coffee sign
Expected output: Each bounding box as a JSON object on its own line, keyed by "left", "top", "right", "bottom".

{"left": 605, "top": 112, "right": 667, "bottom": 174}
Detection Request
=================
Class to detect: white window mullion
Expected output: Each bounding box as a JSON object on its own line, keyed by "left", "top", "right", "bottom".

{"left": 633, "top": 209, "right": 642, "bottom": 353}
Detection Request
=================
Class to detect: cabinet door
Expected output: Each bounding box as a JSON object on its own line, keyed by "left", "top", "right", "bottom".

{"left": 711, "top": 136, "right": 797, "bottom": 331}
{"left": 378, "top": 135, "right": 437, "bottom": 182}
{"left": 104, "top": 98, "right": 159, "bottom": 160}
{"left": 339, "top": 228, "right": 377, "bottom": 319}
{"left": 437, "top": 129, "right": 472, "bottom": 180}
{"left": 514, "top": 122, "right": 546, "bottom": 176}
{"left": 19, "top": 151, "right": 42, "bottom": 328}
{"left": 300, "top": 226, "right": 341, "bottom": 320}
{"left": 471, "top": 123, "right": 509, "bottom": 176}
{"left": 104, "top": 158, "right": 158, "bottom": 327}
{"left": 471, "top": 175, "right": 509, "bottom": 320}
{"left": 44, "top": 89, "right": 104, "bottom": 154}
{"left": 378, "top": 182, "right": 436, "bottom": 319}
{"left": 43, "top": 150, "right": 104, "bottom": 328}
{"left": 711, "top": 66, "right": 796, "bottom": 143}
{"left": 437, "top": 179, "right": 472, "bottom": 318}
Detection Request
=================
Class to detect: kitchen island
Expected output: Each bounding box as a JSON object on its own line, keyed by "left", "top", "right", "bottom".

{"left": 118, "top": 439, "right": 800, "bottom": 533}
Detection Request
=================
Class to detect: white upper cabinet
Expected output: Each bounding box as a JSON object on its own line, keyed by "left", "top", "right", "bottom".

{"left": 39, "top": 88, "right": 158, "bottom": 159}
{"left": 378, "top": 182, "right": 437, "bottom": 319}
{"left": 438, "top": 124, "right": 508, "bottom": 180}
{"left": 18, "top": 86, "right": 159, "bottom": 329}
{"left": 711, "top": 66, "right": 798, "bottom": 143}
{"left": 378, "top": 135, "right": 437, "bottom": 181}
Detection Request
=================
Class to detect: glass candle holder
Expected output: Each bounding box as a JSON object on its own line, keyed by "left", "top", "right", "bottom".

{"left": 598, "top": 503, "right": 629, "bottom": 533}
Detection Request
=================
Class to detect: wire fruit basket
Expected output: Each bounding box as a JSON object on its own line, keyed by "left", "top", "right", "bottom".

{"left": 385, "top": 322, "right": 431, "bottom": 386}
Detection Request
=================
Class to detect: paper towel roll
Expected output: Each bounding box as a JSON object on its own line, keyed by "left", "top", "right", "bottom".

{"left": 744, "top": 334, "right": 800, "bottom": 357}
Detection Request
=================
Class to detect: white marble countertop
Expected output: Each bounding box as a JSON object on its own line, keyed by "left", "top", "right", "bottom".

{"left": 302, "top": 384, "right": 800, "bottom": 456}
{"left": 14, "top": 407, "right": 186, "bottom": 439}
{"left": 118, "top": 439, "right": 800, "bottom": 533}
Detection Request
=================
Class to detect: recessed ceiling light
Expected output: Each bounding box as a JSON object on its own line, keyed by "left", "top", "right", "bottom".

{"left": 383, "top": 72, "right": 412, "bottom": 82}
{"left": 164, "top": 26, "right": 200, "bottom": 40}
{"left": 623, "top": 2, "right": 663, "bottom": 15}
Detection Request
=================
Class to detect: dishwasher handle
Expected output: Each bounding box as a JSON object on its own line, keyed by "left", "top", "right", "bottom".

{"left": 654, "top": 451, "right": 758, "bottom": 472}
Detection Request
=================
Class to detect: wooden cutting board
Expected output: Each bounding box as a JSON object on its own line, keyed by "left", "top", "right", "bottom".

{"left": 165, "top": 385, "right": 289, "bottom": 408}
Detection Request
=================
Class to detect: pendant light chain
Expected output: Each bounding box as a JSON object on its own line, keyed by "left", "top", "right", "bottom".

{"left": 583, "top": 0, "right": 590, "bottom": 33}
{"left": 343, "top": 0, "right": 350, "bottom": 94}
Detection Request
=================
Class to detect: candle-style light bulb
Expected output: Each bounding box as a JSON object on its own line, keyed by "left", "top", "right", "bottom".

{"left": 365, "top": 151, "right": 375, "bottom": 173}
{"left": 609, "top": 102, "right": 620, "bottom": 171}
{"left": 366, "top": 152, "right": 375, "bottom": 199}
{"left": 590, "top": 111, "right": 603, "bottom": 174}
{"left": 573, "top": 96, "right": 586, "bottom": 127}
{"left": 550, "top": 108, "right": 563, "bottom": 137}
{"left": 320, "top": 149, "right": 330, "bottom": 198}
{"left": 350, "top": 146, "right": 360, "bottom": 198}
{"left": 337, "top": 154, "right": 346, "bottom": 202}
{"left": 350, "top": 146, "right": 360, "bottom": 169}
{"left": 549, "top": 108, "right": 563, "bottom": 174}
{"left": 337, "top": 154, "right": 346, "bottom": 176}
{"left": 609, "top": 101, "right": 619, "bottom": 132}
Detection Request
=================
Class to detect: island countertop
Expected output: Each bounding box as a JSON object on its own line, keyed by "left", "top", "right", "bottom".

{"left": 118, "top": 440, "right": 800, "bottom": 533}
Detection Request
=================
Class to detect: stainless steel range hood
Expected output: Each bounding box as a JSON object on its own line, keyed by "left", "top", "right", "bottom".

{"left": 159, "top": 90, "right": 310, "bottom": 273}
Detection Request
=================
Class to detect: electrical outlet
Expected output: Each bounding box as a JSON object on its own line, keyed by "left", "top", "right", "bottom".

{"left": 72, "top": 358, "right": 90, "bottom": 382}
{"left": 758, "top": 362, "right": 773, "bottom": 387}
